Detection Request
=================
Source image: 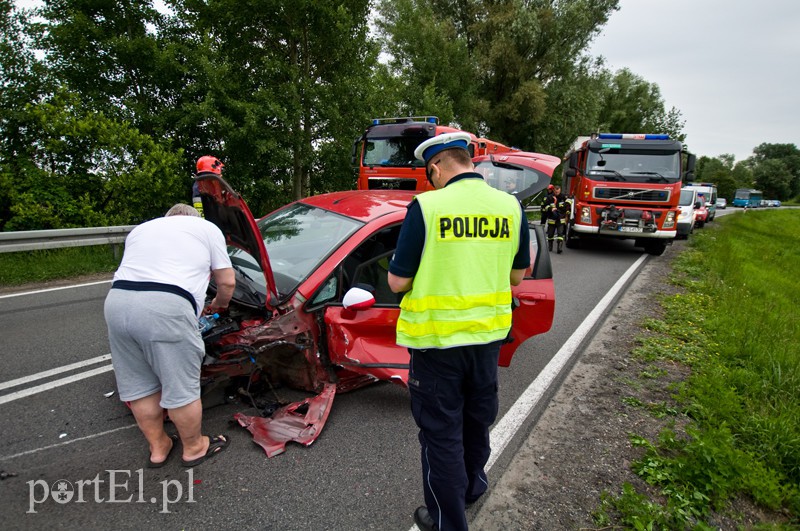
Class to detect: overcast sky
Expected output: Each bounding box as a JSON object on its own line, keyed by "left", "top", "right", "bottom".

{"left": 590, "top": 0, "right": 800, "bottom": 162}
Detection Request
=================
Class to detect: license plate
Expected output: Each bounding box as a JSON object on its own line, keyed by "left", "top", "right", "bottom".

{"left": 619, "top": 226, "right": 642, "bottom": 233}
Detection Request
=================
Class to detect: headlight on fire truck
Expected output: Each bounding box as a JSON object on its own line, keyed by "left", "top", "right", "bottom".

{"left": 663, "top": 211, "right": 676, "bottom": 229}
{"left": 580, "top": 206, "right": 591, "bottom": 224}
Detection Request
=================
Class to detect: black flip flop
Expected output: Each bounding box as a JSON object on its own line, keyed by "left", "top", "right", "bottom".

{"left": 181, "top": 434, "right": 230, "bottom": 467}
{"left": 147, "top": 434, "right": 180, "bottom": 468}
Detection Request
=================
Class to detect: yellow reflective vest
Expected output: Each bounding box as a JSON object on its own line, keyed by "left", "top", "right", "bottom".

{"left": 396, "top": 177, "right": 522, "bottom": 348}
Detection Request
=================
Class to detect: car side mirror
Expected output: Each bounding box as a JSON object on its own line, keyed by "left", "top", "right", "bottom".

{"left": 343, "top": 287, "right": 375, "bottom": 310}
{"left": 695, "top": 201, "right": 702, "bottom": 209}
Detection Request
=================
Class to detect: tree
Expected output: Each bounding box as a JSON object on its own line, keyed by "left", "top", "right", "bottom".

{"left": 753, "top": 159, "right": 793, "bottom": 201}
{"left": 596, "top": 68, "right": 685, "bottom": 140}
{"left": 749, "top": 143, "right": 800, "bottom": 199}
{"left": 166, "top": 0, "right": 378, "bottom": 211}
{"left": 377, "top": 0, "right": 621, "bottom": 153}
{"left": 39, "top": 0, "right": 173, "bottom": 135}
{"left": 3, "top": 90, "right": 184, "bottom": 230}
{"left": 376, "top": 0, "right": 479, "bottom": 131}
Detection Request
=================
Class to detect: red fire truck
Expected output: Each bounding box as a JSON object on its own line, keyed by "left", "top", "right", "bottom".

{"left": 352, "top": 116, "right": 518, "bottom": 191}
{"left": 562, "top": 133, "right": 696, "bottom": 256}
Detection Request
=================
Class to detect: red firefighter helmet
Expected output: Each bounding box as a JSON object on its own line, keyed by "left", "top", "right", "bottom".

{"left": 196, "top": 155, "right": 224, "bottom": 175}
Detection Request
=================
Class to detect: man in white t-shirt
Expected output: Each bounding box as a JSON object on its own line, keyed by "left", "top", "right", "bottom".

{"left": 104, "top": 203, "right": 236, "bottom": 468}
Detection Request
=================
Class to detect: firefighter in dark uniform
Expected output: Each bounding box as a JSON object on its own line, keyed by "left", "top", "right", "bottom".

{"left": 192, "top": 155, "right": 225, "bottom": 218}
{"left": 539, "top": 183, "right": 555, "bottom": 224}
{"left": 545, "top": 185, "right": 569, "bottom": 253}
{"left": 388, "top": 132, "right": 530, "bottom": 531}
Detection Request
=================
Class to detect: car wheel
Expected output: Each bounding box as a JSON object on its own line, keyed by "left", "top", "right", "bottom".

{"left": 565, "top": 224, "right": 580, "bottom": 249}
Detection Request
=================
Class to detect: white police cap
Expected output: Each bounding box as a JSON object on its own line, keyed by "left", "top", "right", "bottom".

{"left": 414, "top": 132, "right": 472, "bottom": 164}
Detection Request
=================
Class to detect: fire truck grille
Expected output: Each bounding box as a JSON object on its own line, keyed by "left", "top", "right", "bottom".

{"left": 367, "top": 178, "right": 418, "bottom": 191}
{"left": 593, "top": 188, "right": 671, "bottom": 202}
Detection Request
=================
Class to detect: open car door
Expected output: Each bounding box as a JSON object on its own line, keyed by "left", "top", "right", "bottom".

{"left": 325, "top": 151, "right": 560, "bottom": 377}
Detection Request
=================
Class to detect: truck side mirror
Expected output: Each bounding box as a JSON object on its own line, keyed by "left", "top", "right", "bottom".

{"left": 568, "top": 152, "right": 578, "bottom": 170}
{"left": 565, "top": 168, "right": 576, "bottom": 178}
{"left": 683, "top": 153, "right": 696, "bottom": 178}
{"left": 351, "top": 135, "right": 364, "bottom": 166}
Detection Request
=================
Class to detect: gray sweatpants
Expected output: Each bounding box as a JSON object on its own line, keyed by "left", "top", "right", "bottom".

{"left": 104, "top": 289, "right": 205, "bottom": 409}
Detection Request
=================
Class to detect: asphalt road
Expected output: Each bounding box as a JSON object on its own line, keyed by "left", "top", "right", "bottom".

{"left": 0, "top": 234, "right": 658, "bottom": 530}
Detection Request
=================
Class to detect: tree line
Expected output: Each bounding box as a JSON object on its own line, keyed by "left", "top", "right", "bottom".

{"left": 0, "top": 0, "right": 795, "bottom": 231}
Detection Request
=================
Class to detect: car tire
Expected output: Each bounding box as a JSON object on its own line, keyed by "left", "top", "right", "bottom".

{"left": 565, "top": 225, "right": 580, "bottom": 249}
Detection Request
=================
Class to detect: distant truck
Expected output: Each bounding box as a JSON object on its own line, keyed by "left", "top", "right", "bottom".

{"left": 351, "top": 116, "right": 518, "bottom": 191}
{"left": 684, "top": 182, "right": 718, "bottom": 221}
{"left": 562, "top": 133, "right": 696, "bottom": 256}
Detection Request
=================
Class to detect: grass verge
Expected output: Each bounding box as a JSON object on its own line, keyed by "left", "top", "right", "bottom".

{"left": 594, "top": 209, "right": 800, "bottom": 529}
{"left": 0, "top": 245, "right": 120, "bottom": 286}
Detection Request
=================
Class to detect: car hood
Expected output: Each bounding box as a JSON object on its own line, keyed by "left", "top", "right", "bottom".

{"left": 195, "top": 173, "right": 278, "bottom": 309}
{"left": 473, "top": 151, "right": 562, "bottom": 201}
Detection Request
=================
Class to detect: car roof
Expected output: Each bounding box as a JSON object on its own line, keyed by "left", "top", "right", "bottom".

{"left": 299, "top": 190, "right": 419, "bottom": 223}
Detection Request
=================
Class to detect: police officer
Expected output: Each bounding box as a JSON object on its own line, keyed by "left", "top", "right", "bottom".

{"left": 388, "top": 132, "right": 530, "bottom": 531}
{"left": 545, "top": 185, "right": 569, "bottom": 253}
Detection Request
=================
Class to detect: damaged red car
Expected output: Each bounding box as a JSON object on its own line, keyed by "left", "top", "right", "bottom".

{"left": 194, "top": 151, "right": 560, "bottom": 457}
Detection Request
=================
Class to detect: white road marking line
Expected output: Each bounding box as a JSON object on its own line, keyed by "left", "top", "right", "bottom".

{"left": 407, "top": 253, "right": 648, "bottom": 531}
{"left": 0, "top": 364, "right": 114, "bottom": 406}
{"left": 0, "top": 354, "right": 112, "bottom": 392}
{"left": 487, "top": 254, "right": 648, "bottom": 469}
{"left": 0, "top": 424, "right": 137, "bottom": 462}
{"left": 0, "top": 279, "right": 112, "bottom": 299}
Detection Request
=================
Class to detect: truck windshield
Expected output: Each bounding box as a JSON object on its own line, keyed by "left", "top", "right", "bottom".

{"left": 362, "top": 138, "right": 426, "bottom": 168}
{"left": 586, "top": 149, "right": 681, "bottom": 183}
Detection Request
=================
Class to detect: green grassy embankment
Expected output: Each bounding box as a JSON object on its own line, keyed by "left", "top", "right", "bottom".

{"left": 595, "top": 209, "right": 800, "bottom": 529}
{"left": 0, "top": 246, "right": 120, "bottom": 287}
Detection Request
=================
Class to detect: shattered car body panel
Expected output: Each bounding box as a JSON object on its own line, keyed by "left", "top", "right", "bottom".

{"left": 194, "top": 156, "right": 558, "bottom": 456}
{"left": 234, "top": 383, "right": 336, "bottom": 458}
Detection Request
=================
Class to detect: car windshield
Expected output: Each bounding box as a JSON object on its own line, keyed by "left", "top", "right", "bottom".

{"left": 227, "top": 203, "right": 364, "bottom": 301}
{"left": 586, "top": 149, "right": 681, "bottom": 183}
{"left": 679, "top": 189, "right": 695, "bottom": 206}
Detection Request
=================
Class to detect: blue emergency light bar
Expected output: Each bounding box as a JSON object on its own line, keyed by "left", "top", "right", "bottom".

{"left": 371, "top": 116, "right": 440, "bottom": 126}
{"left": 598, "top": 133, "right": 670, "bottom": 140}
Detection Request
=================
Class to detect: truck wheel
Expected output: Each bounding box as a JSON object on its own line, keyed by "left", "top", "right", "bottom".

{"left": 565, "top": 226, "right": 580, "bottom": 249}
{"left": 644, "top": 241, "right": 667, "bottom": 256}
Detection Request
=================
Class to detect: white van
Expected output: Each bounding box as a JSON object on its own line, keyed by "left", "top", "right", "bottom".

{"left": 685, "top": 183, "right": 718, "bottom": 221}
{"left": 677, "top": 188, "right": 700, "bottom": 239}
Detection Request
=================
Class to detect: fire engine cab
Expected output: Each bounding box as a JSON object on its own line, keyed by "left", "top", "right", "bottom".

{"left": 563, "top": 133, "right": 696, "bottom": 256}
{"left": 352, "top": 116, "right": 517, "bottom": 191}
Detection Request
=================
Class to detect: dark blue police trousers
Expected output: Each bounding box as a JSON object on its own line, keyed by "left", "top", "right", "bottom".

{"left": 408, "top": 341, "right": 501, "bottom": 531}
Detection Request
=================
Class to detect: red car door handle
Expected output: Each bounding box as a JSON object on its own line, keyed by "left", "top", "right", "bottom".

{"left": 516, "top": 293, "right": 545, "bottom": 302}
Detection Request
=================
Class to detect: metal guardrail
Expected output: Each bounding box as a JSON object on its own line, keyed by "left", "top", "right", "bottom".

{"left": 0, "top": 226, "right": 135, "bottom": 253}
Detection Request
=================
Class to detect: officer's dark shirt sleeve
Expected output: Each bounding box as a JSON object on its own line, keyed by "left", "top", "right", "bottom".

{"left": 389, "top": 199, "right": 425, "bottom": 278}
{"left": 512, "top": 202, "right": 531, "bottom": 270}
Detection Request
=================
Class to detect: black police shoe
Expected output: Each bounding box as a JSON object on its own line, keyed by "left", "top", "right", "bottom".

{"left": 414, "top": 506, "right": 438, "bottom": 531}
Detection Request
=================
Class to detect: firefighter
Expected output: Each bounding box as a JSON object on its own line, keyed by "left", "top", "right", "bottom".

{"left": 546, "top": 185, "right": 569, "bottom": 253}
{"left": 540, "top": 184, "right": 555, "bottom": 224}
{"left": 388, "top": 132, "right": 530, "bottom": 531}
{"left": 193, "top": 156, "right": 225, "bottom": 218}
